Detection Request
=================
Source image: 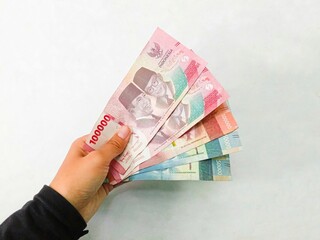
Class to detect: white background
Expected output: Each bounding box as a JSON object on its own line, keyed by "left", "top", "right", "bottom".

{"left": 0, "top": 1, "right": 319, "bottom": 239}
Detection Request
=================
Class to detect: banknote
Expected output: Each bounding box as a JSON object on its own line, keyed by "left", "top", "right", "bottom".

{"left": 136, "top": 130, "right": 241, "bottom": 175}
{"left": 126, "top": 155, "right": 232, "bottom": 181}
{"left": 109, "top": 68, "right": 229, "bottom": 181}
{"left": 109, "top": 102, "right": 237, "bottom": 184}
{"left": 84, "top": 28, "right": 207, "bottom": 171}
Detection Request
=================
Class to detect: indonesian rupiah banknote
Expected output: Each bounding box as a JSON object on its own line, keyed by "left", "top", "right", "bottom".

{"left": 84, "top": 28, "right": 207, "bottom": 173}
{"left": 127, "top": 155, "right": 232, "bottom": 181}
{"left": 136, "top": 130, "right": 241, "bottom": 175}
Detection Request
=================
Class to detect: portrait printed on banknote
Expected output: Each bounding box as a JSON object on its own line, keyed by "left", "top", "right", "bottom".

{"left": 133, "top": 67, "right": 175, "bottom": 109}
{"left": 118, "top": 83, "right": 163, "bottom": 129}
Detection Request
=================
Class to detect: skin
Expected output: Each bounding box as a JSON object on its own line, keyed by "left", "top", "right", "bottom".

{"left": 50, "top": 125, "right": 131, "bottom": 223}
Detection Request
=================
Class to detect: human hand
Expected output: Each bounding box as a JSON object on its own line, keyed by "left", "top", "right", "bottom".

{"left": 50, "top": 126, "right": 131, "bottom": 222}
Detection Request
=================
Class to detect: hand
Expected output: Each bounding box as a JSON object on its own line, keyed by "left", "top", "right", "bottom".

{"left": 50, "top": 126, "right": 131, "bottom": 222}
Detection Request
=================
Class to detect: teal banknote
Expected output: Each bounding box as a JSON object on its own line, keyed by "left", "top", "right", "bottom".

{"left": 127, "top": 155, "right": 231, "bottom": 181}
{"left": 136, "top": 130, "right": 240, "bottom": 175}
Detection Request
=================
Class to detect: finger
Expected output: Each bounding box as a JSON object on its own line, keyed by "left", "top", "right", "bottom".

{"left": 66, "top": 135, "right": 90, "bottom": 159}
{"left": 93, "top": 126, "right": 131, "bottom": 166}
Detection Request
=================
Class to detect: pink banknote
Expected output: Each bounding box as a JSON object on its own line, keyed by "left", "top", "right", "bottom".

{"left": 83, "top": 28, "right": 207, "bottom": 171}
{"left": 109, "top": 69, "right": 230, "bottom": 183}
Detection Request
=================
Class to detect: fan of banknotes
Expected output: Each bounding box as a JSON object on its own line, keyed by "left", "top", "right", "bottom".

{"left": 83, "top": 28, "right": 241, "bottom": 185}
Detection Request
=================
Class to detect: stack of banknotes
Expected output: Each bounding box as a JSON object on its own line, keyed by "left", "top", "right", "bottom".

{"left": 84, "top": 28, "right": 242, "bottom": 185}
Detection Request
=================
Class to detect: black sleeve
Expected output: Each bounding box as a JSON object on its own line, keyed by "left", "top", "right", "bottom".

{"left": 0, "top": 185, "right": 88, "bottom": 240}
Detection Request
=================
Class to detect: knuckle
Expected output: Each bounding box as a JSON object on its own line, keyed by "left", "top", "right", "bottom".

{"left": 108, "top": 138, "right": 125, "bottom": 153}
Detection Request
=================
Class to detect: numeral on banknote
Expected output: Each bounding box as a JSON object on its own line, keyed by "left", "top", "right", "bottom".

{"left": 89, "top": 114, "right": 112, "bottom": 145}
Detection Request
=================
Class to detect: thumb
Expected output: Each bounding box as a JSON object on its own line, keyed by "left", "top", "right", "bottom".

{"left": 94, "top": 125, "right": 131, "bottom": 166}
